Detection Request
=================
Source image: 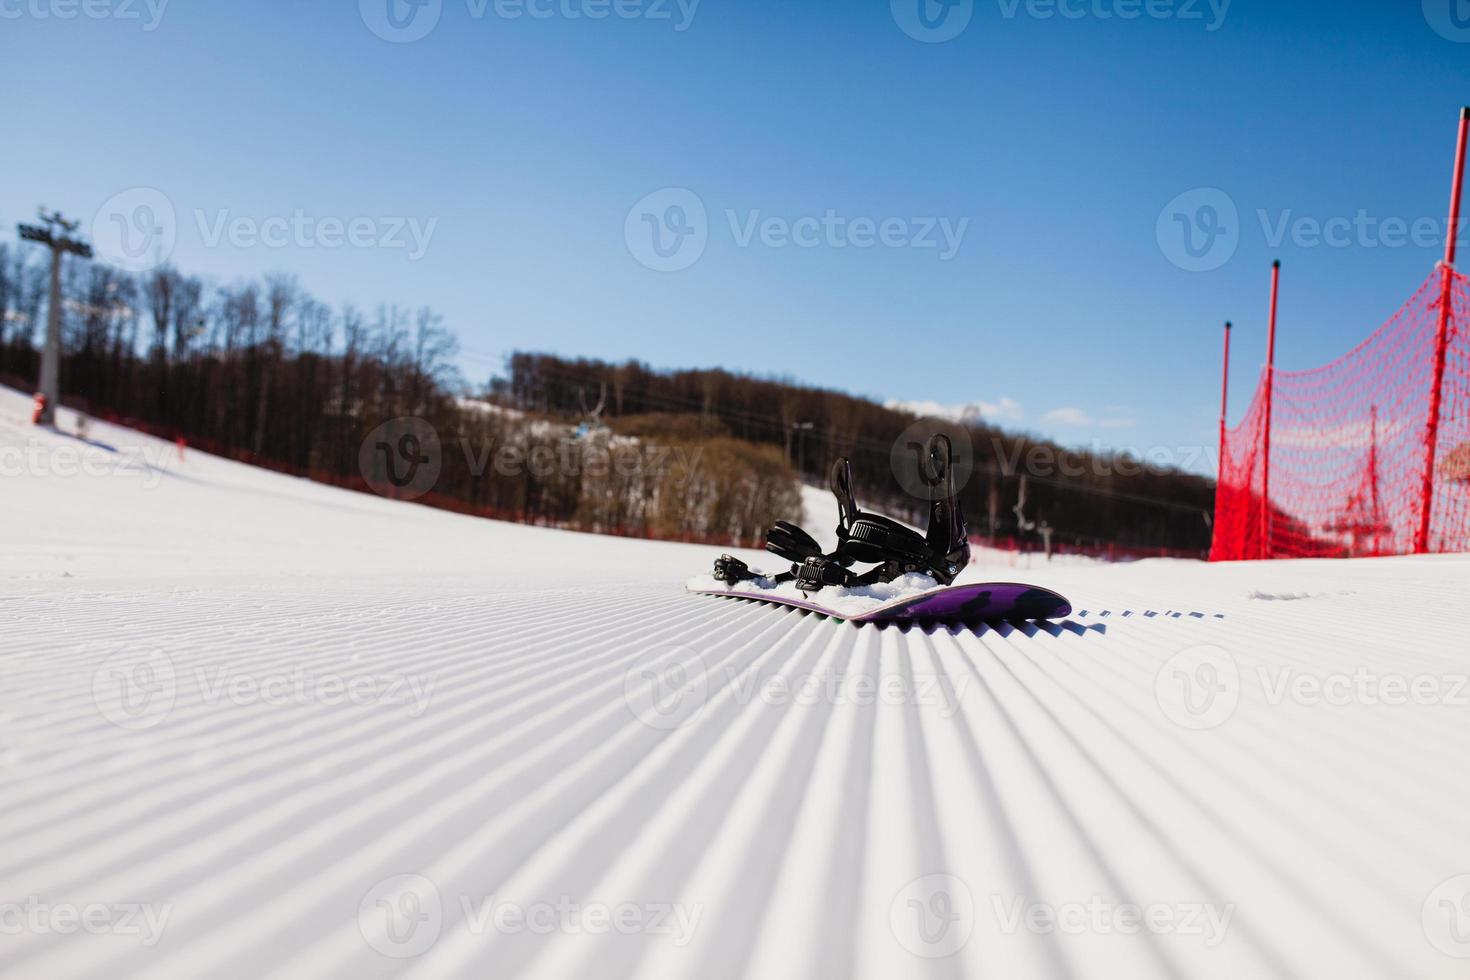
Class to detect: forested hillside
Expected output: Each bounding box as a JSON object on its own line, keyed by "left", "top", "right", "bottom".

{"left": 0, "top": 242, "right": 1213, "bottom": 553}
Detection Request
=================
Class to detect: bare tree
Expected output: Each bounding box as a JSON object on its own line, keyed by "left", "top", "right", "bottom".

{"left": 409, "top": 306, "right": 458, "bottom": 411}
{"left": 253, "top": 274, "right": 298, "bottom": 454}
{"left": 171, "top": 275, "right": 203, "bottom": 360}
{"left": 146, "top": 267, "right": 177, "bottom": 362}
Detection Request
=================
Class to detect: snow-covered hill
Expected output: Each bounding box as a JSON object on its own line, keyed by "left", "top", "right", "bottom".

{"left": 4, "top": 384, "right": 1470, "bottom": 980}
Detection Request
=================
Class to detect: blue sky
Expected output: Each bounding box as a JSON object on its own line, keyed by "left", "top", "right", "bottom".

{"left": 4, "top": 0, "right": 1469, "bottom": 474}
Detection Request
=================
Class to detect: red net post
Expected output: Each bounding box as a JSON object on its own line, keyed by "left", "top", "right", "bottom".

{"left": 1261, "top": 261, "right": 1281, "bottom": 558}
{"left": 1212, "top": 322, "right": 1233, "bottom": 555}
{"left": 1417, "top": 107, "right": 1470, "bottom": 553}
{"left": 1218, "top": 321, "right": 1232, "bottom": 478}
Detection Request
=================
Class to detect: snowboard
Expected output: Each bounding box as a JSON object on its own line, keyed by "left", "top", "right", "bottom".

{"left": 687, "top": 579, "right": 1072, "bottom": 625}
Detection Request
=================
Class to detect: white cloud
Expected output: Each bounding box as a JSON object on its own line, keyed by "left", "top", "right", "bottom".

{"left": 1040, "top": 407, "right": 1137, "bottom": 429}
{"left": 1040, "top": 407, "right": 1092, "bottom": 426}
{"left": 885, "top": 397, "right": 1024, "bottom": 425}
{"left": 888, "top": 398, "right": 1136, "bottom": 432}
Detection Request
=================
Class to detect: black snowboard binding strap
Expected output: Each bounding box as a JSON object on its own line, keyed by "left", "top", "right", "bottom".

{"left": 711, "top": 433, "right": 971, "bottom": 594}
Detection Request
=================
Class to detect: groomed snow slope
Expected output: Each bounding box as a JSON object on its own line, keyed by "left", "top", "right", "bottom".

{"left": 3, "top": 385, "right": 1470, "bottom": 980}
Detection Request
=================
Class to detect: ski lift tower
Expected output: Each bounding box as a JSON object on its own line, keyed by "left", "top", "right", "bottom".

{"left": 1012, "top": 474, "right": 1037, "bottom": 555}
{"left": 791, "top": 421, "right": 815, "bottom": 476}
{"left": 17, "top": 209, "right": 93, "bottom": 426}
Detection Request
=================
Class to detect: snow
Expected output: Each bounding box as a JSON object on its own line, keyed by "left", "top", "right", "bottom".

{"left": 455, "top": 397, "right": 523, "bottom": 420}
{"left": 799, "top": 482, "right": 843, "bottom": 552}
{"left": 684, "top": 571, "right": 948, "bottom": 618}
{"left": 4, "top": 382, "right": 1470, "bottom": 980}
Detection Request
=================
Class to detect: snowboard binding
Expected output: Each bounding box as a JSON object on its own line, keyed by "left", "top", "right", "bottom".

{"left": 712, "top": 433, "right": 970, "bottom": 594}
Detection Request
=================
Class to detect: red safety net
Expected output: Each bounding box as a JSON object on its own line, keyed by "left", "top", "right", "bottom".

{"left": 1212, "top": 268, "right": 1470, "bottom": 560}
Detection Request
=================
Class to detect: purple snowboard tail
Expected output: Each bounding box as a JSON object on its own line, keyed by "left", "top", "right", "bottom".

{"left": 690, "top": 582, "right": 1072, "bottom": 625}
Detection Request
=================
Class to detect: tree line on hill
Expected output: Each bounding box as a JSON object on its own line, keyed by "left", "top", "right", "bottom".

{"left": 0, "top": 243, "right": 797, "bottom": 544}
{"left": 494, "top": 352, "right": 1217, "bottom": 554}
{"left": 0, "top": 239, "right": 1214, "bottom": 553}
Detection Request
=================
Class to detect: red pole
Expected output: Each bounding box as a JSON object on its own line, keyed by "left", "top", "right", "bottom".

{"left": 1219, "top": 321, "right": 1233, "bottom": 450}
{"left": 1416, "top": 106, "right": 1470, "bottom": 555}
{"left": 1261, "top": 261, "right": 1281, "bottom": 559}
{"left": 1213, "top": 321, "right": 1232, "bottom": 560}
{"left": 1369, "top": 405, "right": 1381, "bottom": 557}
